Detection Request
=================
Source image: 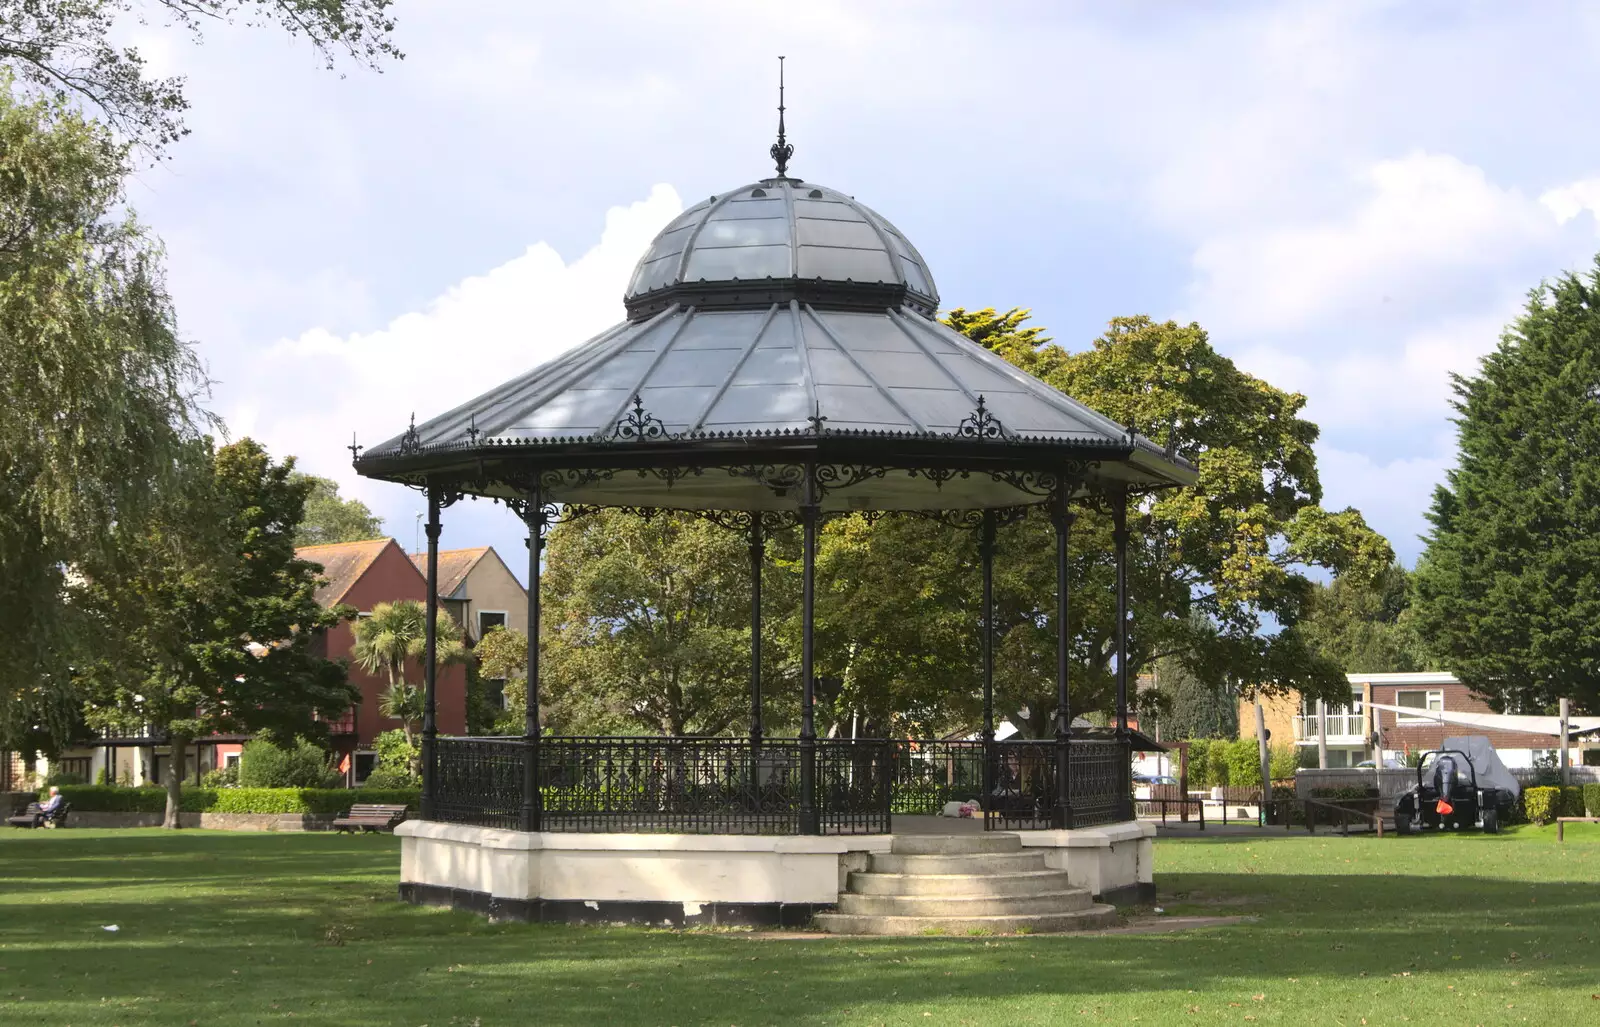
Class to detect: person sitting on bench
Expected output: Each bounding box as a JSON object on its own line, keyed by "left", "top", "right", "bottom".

{"left": 36, "top": 787, "right": 64, "bottom": 826}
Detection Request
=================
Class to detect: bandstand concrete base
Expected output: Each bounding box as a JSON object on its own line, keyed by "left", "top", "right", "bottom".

{"left": 395, "top": 818, "right": 1155, "bottom": 925}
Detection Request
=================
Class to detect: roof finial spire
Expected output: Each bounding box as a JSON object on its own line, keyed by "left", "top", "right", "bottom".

{"left": 769, "top": 56, "right": 793, "bottom": 178}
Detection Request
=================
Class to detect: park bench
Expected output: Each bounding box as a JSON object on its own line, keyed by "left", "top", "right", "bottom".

{"left": 1555, "top": 816, "right": 1600, "bottom": 841}
{"left": 331, "top": 803, "right": 409, "bottom": 833}
{"left": 6, "top": 801, "right": 70, "bottom": 829}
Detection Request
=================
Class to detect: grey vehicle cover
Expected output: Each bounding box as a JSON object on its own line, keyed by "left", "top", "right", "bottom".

{"left": 1439, "top": 735, "right": 1522, "bottom": 799}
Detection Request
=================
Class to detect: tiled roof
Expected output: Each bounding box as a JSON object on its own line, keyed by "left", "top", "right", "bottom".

{"left": 296, "top": 538, "right": 393, "bottom": 607}
{"left": 409, "top": 547, "right": 490, "bottom": 599}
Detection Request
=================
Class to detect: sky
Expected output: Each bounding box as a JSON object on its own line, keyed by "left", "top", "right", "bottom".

{"left": 119, "top": 0, "right": 1600, "bottom": 573}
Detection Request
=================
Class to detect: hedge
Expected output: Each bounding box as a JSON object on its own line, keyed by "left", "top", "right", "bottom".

{"left": 48, "top": 786, "right": 419, "bottom": 815}
{"left": 1585, "top": 783, "right": 1600, "bottom": 818}
{"left": 1523, "top": 786, "right": 1586, "bottom": 825}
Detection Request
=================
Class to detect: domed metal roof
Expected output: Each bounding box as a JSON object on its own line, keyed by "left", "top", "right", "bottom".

{"left": 623, "top": 179, "right": 939, "bottom": 319}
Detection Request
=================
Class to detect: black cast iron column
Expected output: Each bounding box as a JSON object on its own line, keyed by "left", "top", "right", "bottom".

{"left": 420, "top": 484, "right": 442, "bottom": 821}
{"left": 749, "top": 514, "right": 764, "bottom": 749}
{"left": 1052, "top": 482, "right": 1075, "bottom": 830}
{"left": 1112, "top": 487, "right": 1134, "bottom": 822}
{"left": 521, "top": 484, "right": 544, "bottom": 833}
{"left": 980, "top": 508, "right": 997, "bottom": 821}
{"left": 799, "top": 469, "right": 820, "bottom": 835}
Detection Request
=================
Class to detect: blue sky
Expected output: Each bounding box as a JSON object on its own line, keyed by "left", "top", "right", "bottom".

{"left": 120, "top": 1, "right": 1600, "bottom": 572}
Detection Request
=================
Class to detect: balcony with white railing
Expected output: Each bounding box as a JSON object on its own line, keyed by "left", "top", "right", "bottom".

{"left": 1294, "top": 712, "right": 1367, "bottom": 742}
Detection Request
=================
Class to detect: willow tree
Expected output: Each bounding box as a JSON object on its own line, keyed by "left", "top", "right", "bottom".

{"left": 0, "top": 87, "right": 207, "bottom": 746}
{"left": 1, "top": 0, "right": 401, "bottom": 152}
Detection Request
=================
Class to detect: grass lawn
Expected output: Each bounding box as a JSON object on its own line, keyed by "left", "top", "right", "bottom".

{"left": 3, "top": 825, "right": 1600, "bottom": 1025}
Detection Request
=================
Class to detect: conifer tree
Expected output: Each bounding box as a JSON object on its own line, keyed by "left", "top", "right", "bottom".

{"left": 1415, "top": 264, "right": 1600, "bottom": 712}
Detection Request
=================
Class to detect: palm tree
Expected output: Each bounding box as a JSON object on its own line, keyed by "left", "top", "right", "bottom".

{"left": 352, "top": 600, "right": 467, "bottom": 747}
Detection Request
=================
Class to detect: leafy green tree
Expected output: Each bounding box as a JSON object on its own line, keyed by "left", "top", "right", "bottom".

{"left": 80, "top": 439, "right": 357, "bottom": 827}
{"left": 1, "top": 0, "right": 400, "bottom": 152}
{"left": 292, "top": 474, "right": 384, "bottom": 546}
{"left": 818, "top": 310, "right": 1393, "bottom": 738}
{"left": 1414, "top": 264, "right": 1600, "bottom": 713}
{"left": 542, "top": 510, "right": 766, "bottom": 736}
{"left": 1301, "top": 563, "right": 1426, "bottom": 674}
{"left": 351, "top": 599, "right": 467, "bottom": 749}
{"left": 0, "top": 86, "right": 210, "bottom": 747}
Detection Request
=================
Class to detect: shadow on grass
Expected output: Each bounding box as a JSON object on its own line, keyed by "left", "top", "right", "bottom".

{"left": 3, "top": 830, "right": 1599, "bottom": 1026}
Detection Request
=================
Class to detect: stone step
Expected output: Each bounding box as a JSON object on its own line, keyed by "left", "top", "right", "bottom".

{"left": 848, "top": 868, "right": 1076, "bottom": 898}
{"left": 868, "top": 851, "right": 1048, "bottom": 876}
{"left": 813, "top": 904, "right": 1119, "bottom": 936}
{"left": 889, "top": 833, "right": 1022, "bottom": 856}
{"left": 837, "top": 888, "right": 1093, "bottom": 917}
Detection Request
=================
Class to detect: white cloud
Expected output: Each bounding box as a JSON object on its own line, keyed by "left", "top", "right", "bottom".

{"left": 1314, "top": 443, "right": 1454, "bottom": 563}
{"left": 219, "top": 184, "right": 684, "bottom": 513}
{"left": 1187, "top": 153, "right": 1558, "bottom": 337}
{"left": 1540, "top": 177, "right": 1600, "bottom": 227}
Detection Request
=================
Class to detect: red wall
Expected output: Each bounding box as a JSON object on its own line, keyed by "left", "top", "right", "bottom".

{"left": 1370, "top": 682, "right": 1559, "bottom": 752}
{"left": 325, "top": 540, "right": 468, "bottom": 748}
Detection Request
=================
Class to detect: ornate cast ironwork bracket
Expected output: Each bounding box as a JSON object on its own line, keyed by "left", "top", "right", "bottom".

{"left": 957, "top": 395, "right": 1010, "bottom": 440}
{"left": 607, "top": 395, "right": 672, "bottom": 442}
{"left": 398, "top": 413, "right": 422, "bottom": 456}
{"left": 347, "top": 433, "right": 363, "bottom": 464}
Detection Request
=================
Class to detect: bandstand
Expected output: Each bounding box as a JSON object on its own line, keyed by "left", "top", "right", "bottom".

{"left": 353, "top": 113, "right": 1195, "bottom": 929}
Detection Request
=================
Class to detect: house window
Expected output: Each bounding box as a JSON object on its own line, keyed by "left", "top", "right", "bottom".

{"left": 485, "top": 678, "right": 507, "bottom": 710}
{"left": 478, "top": 610, "right": 508, "bottom": 638}
{"left": 224, "top": 752, "right": 241, "bottom": 769}
{"left": 1395, "top": 689, "right": 1444, "bottom": 722}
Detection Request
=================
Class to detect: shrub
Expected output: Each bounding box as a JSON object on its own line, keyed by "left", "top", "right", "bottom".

{"left": 1181, "top": 739, "right": 1213, "bottom": 787}
{"left": 1269, "top": 744, "right": 1299, "bottom": 782}
{"left": 361, "top": 766, "right": 416, "bottom": 789}
{"left": 43, "top": 769, "right": 88, "bottom": 786}
{"left": 51, "top": 785, "right": 419, "bottom": 815}
{"left": 1222, "top": 738, "right": 1268, "bottom": 788}
{"left": 1524, "top": 786, "right": 1562, "bottom": 825}
{"left": 237, "top": 736, "right": 340, "bottom": 789}
{"left": 1584, "top": 783, "right": 1600, "bottom": 817}
{"left": 201, "top": 762, "right": 239, "bottom": 789}
{"left": 373, "top": 729, "right": 419, "bottom": 779}
{"left": 1561, "top": 785, "right": 1587, "bottom": 818}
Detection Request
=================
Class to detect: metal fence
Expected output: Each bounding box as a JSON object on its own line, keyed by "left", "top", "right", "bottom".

{"left": 431, "top": 734, "right": 1133, "bottom": 835}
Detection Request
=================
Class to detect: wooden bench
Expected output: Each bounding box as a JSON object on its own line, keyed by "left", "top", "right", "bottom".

{"left": 6, "top": 802, "right": 70, "bottom": 829}
{"left": 1556, "top": 816, "right": 1600, "bottom": 841}
{"left": 331, "top": 804, "right": 409, "bottom": 834}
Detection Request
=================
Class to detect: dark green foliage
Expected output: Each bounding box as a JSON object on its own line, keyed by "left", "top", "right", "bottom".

{"left": 236, "top": 737, "right": 340, "bottom": 789}
{"left": 1156, "top": 657, "right": 1239, "bottom": 740}
{"left": 1415, "top": 264, "right": 1600, "bottom": 712}
{"left": 1301, "top": 563, "right": 1427, "bottom": 673}
{"left": 46, "top": 785, "right": 417, "bottom": 814}
{"left": 1583, "top": 783, "right": 1600, "bottom": 816}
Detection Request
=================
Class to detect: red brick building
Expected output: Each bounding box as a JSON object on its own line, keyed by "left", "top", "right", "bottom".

{"left": 1244, "top": 672, "right": 1579, "bottom": 769}
{"left": 298, "top": 538, "right": 469, "bottom": 784}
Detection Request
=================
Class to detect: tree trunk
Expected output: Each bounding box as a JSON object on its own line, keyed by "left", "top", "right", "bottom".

{"left": 164, "top": 734, "right": 191, "bottom": 829}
